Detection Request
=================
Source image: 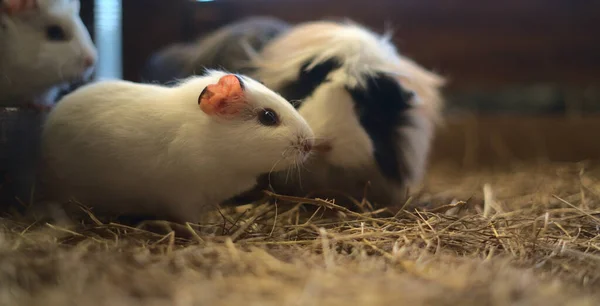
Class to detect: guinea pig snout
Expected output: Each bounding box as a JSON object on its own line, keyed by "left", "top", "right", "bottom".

{"left": 302, "top": 139, "right": 313, "bottom": 154}
{"left": 294, "top": 137, "right": 314, "bottom": 158}
{"left": 83, "top": 56, "right": 95, "bottom": 69}
{"left": 79, "top": 54, "right": 98, "bottom": 81}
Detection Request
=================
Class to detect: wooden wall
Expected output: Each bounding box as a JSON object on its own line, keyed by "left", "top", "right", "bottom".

{"left": 120, "top": 0, "right": 600, "bottom": 91}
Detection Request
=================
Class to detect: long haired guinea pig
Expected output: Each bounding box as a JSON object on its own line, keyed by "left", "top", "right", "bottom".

{"left": 141, "top": 16, "right": 290, "bottom": 85}
{"left": 244, "top": 20, "right": 446, "bottom": 211}
{"left": 0, "top": 0, "right": 97, "bottom": 106}
{"left": 37, "top": 70, "right": 314, "bottom": 224}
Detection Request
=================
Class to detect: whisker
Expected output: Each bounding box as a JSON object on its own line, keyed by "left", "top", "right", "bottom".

{"left": 305, "top": 136, "right": 330, "bottom": 142}
{"left": 267, "top": 156, "right": 285, "bottom": 191}
{"left": 268, "top": 145, "right": 294, "bottom": 189}
{"left": 285, "top": 146, "right": 299, "bottom": 184}
{"left": 298, "top": 154, "right": 313, "bottom": 174}
{"left": 284, "top": 161, "right": 292, "bottom": 184}
{"left": 295, "top": 157, "right": 304, "bottom": 190}
{"left": 289, "top": 99, "right": 303, "bottom": 108}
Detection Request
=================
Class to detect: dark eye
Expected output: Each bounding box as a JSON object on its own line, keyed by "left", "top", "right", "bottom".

{"left": 258, "top": 108, "right": 280, "bottom": 126}
{"left": 46, "top": 25, "right": 66, "bottom": 41}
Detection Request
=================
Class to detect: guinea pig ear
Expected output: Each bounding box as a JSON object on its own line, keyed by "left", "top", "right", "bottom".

{"left": 1, "top": 0, "right": 39, "bottom": 14}
{"left": 198, "top": 74, "right": 247, "bottom": 118}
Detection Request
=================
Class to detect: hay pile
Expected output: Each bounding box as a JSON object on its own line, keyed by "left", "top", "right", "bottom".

{"left": 1, "top": 161, "right": 600, "bottom": 305}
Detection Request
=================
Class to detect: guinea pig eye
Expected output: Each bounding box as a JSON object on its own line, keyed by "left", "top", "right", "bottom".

{"left": 258, "top": 108, "right": 280, "bottom": 126}
{"left": 46, "top": 25, "right": 67, "bottom": 41}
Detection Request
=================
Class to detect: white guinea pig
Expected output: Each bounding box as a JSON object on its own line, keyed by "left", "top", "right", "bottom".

{"left": 0, "top": 0, "right": 97, "bottom": 106}
{"left": 38, "top": 70, "right": 315, "bottom": 223}
{"left": 244, "top": 20, "right": 446, "bottom": 211}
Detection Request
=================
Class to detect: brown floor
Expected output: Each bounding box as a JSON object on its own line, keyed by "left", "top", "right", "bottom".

{"left": 431, "top": 115, "right": 600, "bottom": 168}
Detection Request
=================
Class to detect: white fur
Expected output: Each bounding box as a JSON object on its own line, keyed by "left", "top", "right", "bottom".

{"left": 39, "top": 70, "right": 314, "bottom": 222}
{"left": 250, "top": 21, "right": 446, "bottom": 208}
{"left": 0, "top": 0, "right": 97, "bottom": 106}
{"left": 298, "top": 69, "right": 375, "bottom": 169}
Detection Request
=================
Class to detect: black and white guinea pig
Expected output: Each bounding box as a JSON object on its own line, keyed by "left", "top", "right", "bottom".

{"left": 141, "top": 16, "right": 290, "bottom": 85}
{"left": 0, "top": 0, "right": 97, "bottom": 106}
{"left": 244, "top": 20, "right": 446, "bottom": 211}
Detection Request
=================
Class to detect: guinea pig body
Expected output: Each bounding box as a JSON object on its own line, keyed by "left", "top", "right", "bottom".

{"left": 248, "top": 20, "right": 445, "bottom": 210}
{"left": 0, "top": 0, "right": 97, "bottom": 210}
{"left": 0, "top": 0, "right": 97, "bottom": 106}
{"left": 141, "top": 16, "right": 290, "bottom": 85}
{"left": 39, "top": 70, "right": 314, "bottom": 223}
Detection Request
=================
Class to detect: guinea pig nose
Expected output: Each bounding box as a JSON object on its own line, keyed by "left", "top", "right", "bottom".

{"left": 83, "top": 56, "right": 95, "bottom": 68}
{"left": 302, "top": 140, "right": 313, "bottom": 153}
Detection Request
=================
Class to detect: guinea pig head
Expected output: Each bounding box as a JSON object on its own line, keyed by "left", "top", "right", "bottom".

{"left": 273, "top": 58, "right": 376, "bottom": 170}
{"left": 0, "top": 0, "right": 97, "bottom": 101}
{"left": 252, "top": 24, "right": 446, "bottom": 199}
{"left": 197, "top": 72, "right": 315, "bottom": 174}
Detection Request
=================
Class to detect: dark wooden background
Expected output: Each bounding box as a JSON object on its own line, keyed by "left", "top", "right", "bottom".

{"left": 109, "top": 0, "right": 600, "bottom": 91}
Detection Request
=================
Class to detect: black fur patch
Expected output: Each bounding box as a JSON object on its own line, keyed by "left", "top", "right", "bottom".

{"left": 276, "top": 58, "right": 342, "bottom": 107}
{"left": 346, "top": 73, "right": 415, "bottom": 182}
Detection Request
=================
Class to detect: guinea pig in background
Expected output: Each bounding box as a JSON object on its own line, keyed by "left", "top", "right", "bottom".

{"left": 243, "top": 20, "right": 446, "bottom": 212}
{"left": 140, "top": 16, "right": 290, "bottom": 85}
{"left": 37, "top": 70, "right": 315, "bottom": 224}
{"left": 0, "top": 0, "right": 97, "bottom": 209}
{"left": 0, "top": 0, "right": 97, "bottom": 106}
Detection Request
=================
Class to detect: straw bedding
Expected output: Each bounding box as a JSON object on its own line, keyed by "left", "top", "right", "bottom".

{"left": 1, "top": 161, "right": 599, "bottom": 306}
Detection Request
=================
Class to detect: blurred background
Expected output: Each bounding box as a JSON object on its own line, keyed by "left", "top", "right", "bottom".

{"left": 83, "top": 0, "right": 600, "bottom": 167}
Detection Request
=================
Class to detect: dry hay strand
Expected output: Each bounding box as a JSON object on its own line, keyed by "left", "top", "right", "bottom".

{"left": 1, "top": 161, "right": 600, "bottom": 305}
